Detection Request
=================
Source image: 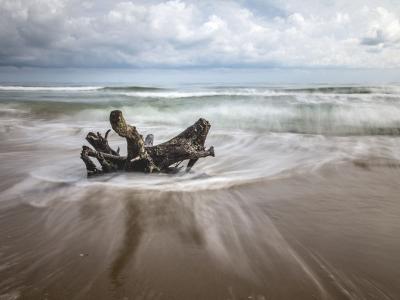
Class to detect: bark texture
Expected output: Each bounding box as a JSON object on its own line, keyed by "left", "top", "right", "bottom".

{"left": 80, "top": 110, "right": 215, "bottom": 176}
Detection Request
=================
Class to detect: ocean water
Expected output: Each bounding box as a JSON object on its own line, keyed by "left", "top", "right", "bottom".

{"left": 1, "top": 84, "right": 400, "bottom": 191}
{"left": 0, "top": 84, "right": 400, "bottom": 299}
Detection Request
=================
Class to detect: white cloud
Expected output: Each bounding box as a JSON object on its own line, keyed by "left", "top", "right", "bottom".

{"left": 361, "top": 7, "right": 400, "bottom": 47}
{"left": 0, "top": 0, "right": 400, "bottom": 68}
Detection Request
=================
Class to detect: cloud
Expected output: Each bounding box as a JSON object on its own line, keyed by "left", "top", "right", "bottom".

{"left": 360, "top": 7, "right": 400, "bottom": 48}
{"left": 0, "top": 0, "right": 400, "bottom": 68}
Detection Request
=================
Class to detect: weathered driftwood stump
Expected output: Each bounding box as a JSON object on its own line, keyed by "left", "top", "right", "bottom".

{"left": 80, "top": 110, "right": 215, "bottom": 176}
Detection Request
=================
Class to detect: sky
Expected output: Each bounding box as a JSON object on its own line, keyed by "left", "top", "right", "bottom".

{"left": 1, "top": 0, "right": 400, "bottom": 83}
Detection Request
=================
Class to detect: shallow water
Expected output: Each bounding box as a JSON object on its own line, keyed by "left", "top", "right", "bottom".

{"left": 0, "top": 84, "right": 400, "bottom": 299}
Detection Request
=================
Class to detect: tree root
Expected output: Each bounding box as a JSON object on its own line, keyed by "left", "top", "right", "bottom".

{"left": 80, "top": 110, "right": 215, "bottom": 176}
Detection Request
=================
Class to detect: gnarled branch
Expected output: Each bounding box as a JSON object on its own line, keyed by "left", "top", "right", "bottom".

{"left": 81, "top": 110, "right": 215, "bottom": 176}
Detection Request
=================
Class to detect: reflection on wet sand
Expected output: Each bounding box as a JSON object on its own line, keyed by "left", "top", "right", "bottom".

{"left": 109, "top": 199, "right": 142, "bottom": 290}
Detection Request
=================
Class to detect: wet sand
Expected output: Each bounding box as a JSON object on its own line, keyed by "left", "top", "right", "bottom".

{"left": 1, "top": 161, "right": 399, "bottom": 300}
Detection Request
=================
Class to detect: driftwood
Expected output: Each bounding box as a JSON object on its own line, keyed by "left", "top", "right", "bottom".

{"left": 80, "top": 110, "right": 215, "bottom": 176}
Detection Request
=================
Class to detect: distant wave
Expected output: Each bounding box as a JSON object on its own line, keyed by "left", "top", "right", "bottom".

{"left": 102, "top": 86, "right": 277, "bottom": 97}
{"left": 0, "top": 86, "right": 102, "bottom": 91}
{"left": 283, "top": 86, "right": 377, "bottom": 94}
{"left": 102, "top": 86, "right": 167, "bottom": 91}
{"left": 117, "top": 89, "right": 280, "bottom": 98}
{"left": 0, "top": 85, "right": 168, "bottom": 93}
{"left": 1, "top": 85, "right": 399, "bottom": 96}
{"left": 109, "top": 89, "right": 399, "bottom": 99}
{"left": 283, "top": 86, "right": 400, "bottom": 94}
{"left": 105, "top": 86, "right": 400, "bottom": 98}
